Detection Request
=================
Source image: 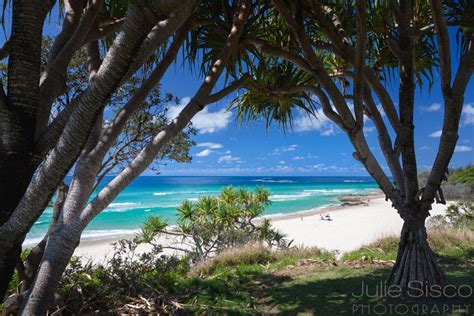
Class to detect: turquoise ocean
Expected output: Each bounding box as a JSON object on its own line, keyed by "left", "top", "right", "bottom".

{"left": 26, "top": 176, "right": 378, "bottom": 244}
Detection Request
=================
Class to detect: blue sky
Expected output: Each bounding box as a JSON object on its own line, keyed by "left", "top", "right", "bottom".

{"left": 1, "top": 7, "right": 473, "bottom": 176}
{"left": 158, "top": 64, "right": 474, "bottom": 176}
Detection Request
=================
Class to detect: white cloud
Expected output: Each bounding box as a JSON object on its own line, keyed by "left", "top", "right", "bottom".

{"left": 282, "top": 144, "right": 298, "bottom": 152}
{"left": 462, "top": 103, "right": 474, "bottom": 126}
{"left": 310, "top": 163, "right": 347, "bottom": 172}
{"left": 273, "top": 144, "right": 299, "bottom": 154}
{"left": 167, "top": 98, "right": 232, "bottom": 134}
{"left": 421, "top": 103, "right": 441, "bottom": 112}
{"left": 419, "top": 146, "right": 431, "bottom": 150}
{"left": 218, "top": 155, "right": 241, "bottom": 163}
{"left": 454, "top": 145, "right": 472, "bottom": 152}
{"left": 320, "top": 125, "right": 336, "bottom": 136}
{"left": 292, "top": 156, "right": 305, "bottom": 160}
{"left": 196, "top": 149, "right": 212, "bottom": 157}
{"left": 429, "top": 130, "right": 442, "bottom": 138}
{"left": 196, "top": 142, "right": 223, "bottom": 149}
{"left": 293, "top": 112, "right": 335, "bottom": 136}
{"left": 273, "top": 165, "right": 293, "bottom": 172}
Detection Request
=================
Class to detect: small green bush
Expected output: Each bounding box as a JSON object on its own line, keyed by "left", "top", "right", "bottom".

{"left": 139, "top": 186, "right": 292, "bottom": 263}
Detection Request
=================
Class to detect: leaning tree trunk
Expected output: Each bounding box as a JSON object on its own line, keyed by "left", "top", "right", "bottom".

{"left": 387, "top": 216, "right": 446, "bottom": 293}
{"left": 18, "top": 230, "right": 79, "bottom": 316}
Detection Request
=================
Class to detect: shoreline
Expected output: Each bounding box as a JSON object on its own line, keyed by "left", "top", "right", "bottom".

{"left": 30, "top": 189, "right": 450, "bottom": 262}
{"left": 259, "top": 189, "right": 382, "bottom": 222}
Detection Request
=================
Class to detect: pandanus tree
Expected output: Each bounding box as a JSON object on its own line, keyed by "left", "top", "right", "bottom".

{"left": 0, "top": 0, "right": 256, "bottom": 314}
{"left": 0, "top": 0, "right": 197, "bottom": 302}
{"left": 233, "top": 0, "right": 473, "bottom": 291}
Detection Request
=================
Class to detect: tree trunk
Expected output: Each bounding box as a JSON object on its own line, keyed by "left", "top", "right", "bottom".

{"left": 387, "top": 217, "right": 446, "bottom": 293}
{"left": 19, "top": 231, "right": 79, "bottom": 316}
{"left": 0, "top": 240, "right": 22, "bottom": 300}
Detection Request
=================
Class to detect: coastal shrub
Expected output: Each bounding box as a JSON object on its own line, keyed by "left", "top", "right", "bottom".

{"left": 445, "top": 202, "right": 474, "bottom": 230}
{"left": 58, "top": 240, "right": 184, "bottom": 314}
{"left": 426, "top": 203, "right": 474, "bottom": 230}
{"left": 449, "top": 165, "right": 474, "bottom": 185}
{"left": 418, "top": 166, "right": 474, "bottom": 201}
{"left": 139, "top": 186, "right": 292, "bottom": 263}
{"left": 426, "top": 214, "right": 449, "bottom": 229}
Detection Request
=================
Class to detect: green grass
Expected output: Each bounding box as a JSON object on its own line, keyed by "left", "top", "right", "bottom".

{"left": 342, "top": 229, "right": 474, "bottom": 264}
{"left": 179, "top": 262, "right": 474, "bottom": 315}
{"left": 188, "top": 244, "right": 334, "bottom": 277}
{"left": 342, "top": 236, "right": 399, "bottom": 261}
{"left": 175, "top": 231, "right": 474, "bottom": 315}
{"left": 262, "top": 266, "right": 473, "bottom": 315}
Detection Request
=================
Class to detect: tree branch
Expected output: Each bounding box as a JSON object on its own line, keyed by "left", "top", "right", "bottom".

{"left": 429, "top": 0, "right": 451, "bottom": 96}
{"left": 242, "top": 38, "right": 314, "bottom": 74}
{"left": 0, "top": 0, "right": 194, "bottom": 245}
{"left": 423, "top": 34, "right": 474, "bottom": 207}
{"left": 364, "top": 86, "right": 405, "bottom": 196}
{"left": 353, "top": 0, "right": 366, "bottom": 129}
{"left": 47, "top": 0, "right": 86, "bottom": 64}
{"left": 85, "top": 17, "right": 125, "bottom": 43}
{"left": 273, "top": 0, "right": 356, "bottom": 130}
{"left": 275, "top": 0, "right": 401, "bottom": 207}
{"left": 77, "top": 0, "right": 251, "bottom": 229}
{"left": 205, "top": 74, "right": 249, "bottom": 104}
{"left": 92, "top": 20, "right": 192, "bottom": 160}
{"left": 308, "top": 0, "right": 402, "bottom": 135}
{"left": 36, "top": 0, "right": 102, "bottom": 139}
{"left": 85, "top": 40, "right": 102, "bottom": 80}
{"left": 7, "top": 0, "right": 51, "bottom": 122}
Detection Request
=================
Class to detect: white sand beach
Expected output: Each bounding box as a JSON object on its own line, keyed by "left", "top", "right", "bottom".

{"left": 73, "top": 195, "right": 451, "bottom": 262}
{"left": 270, "top": 197, "right": 450, "bottom": 254}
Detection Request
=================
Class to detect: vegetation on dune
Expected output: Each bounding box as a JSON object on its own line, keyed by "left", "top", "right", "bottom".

{"left": 429, "top": 202, "right": 474, "bottom": 231}
{"left": 419, "top": 166, "right": 474, "bottom": 201}
{"left": 343, "top": 227, "right": 474, "bottom": 265}
{"left": 449, "top": 166, "right": 474, "bottom": 185}
{"left": 4, "top": 210, "right": 472, "bottom": 315}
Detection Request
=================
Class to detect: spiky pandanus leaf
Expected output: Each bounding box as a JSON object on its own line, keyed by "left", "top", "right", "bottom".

{"left": 232, "top": 60, "right": 318, "bottom": 129}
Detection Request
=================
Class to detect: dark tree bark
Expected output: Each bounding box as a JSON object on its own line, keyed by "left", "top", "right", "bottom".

{"left": 0, "top": 0, "right": 52, "bottom": 299}
{"left": 388, "top": 215, "right": 446, "bottom": 292}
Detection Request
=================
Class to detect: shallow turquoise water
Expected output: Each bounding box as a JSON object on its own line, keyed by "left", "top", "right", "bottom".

{"left": 26, "top": 176, "right": 378, "bottom": 244}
